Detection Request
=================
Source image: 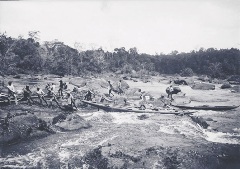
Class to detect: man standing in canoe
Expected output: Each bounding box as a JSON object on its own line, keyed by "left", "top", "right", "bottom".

{"left": 7, "top": 81, "right": 18, "bottom": 105}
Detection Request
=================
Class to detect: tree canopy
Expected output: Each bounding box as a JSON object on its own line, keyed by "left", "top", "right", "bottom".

{"left": 0, "top": 32, "right": 239, "bottom": 78}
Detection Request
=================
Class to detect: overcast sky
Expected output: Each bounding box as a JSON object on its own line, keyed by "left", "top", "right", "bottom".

{"left": 0, "top": 0, "right": 239, "bottom": 54}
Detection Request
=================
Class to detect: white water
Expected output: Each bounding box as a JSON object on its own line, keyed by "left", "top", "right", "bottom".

{"left": 158, "top": 119, "right": 240, "bottom": 145}
{"left": 1, "top": 110, "right": 240, "bottom": 168}
{"left": 82, "top": 110, "right": 240, "bottom": 145}
{"left": 81, "top": 111, "right": 153, "bottom": 124}
{"left": 0, "top": 148, "right": 48, "bottom": 168}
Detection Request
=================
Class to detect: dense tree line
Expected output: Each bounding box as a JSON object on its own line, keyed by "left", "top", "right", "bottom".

{"left": 0, "top": 32, "right": 239, "bottom": 78}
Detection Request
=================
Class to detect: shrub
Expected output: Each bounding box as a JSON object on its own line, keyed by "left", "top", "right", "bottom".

{"left": 180, "top": 68, "right": 194, "bottom": 77}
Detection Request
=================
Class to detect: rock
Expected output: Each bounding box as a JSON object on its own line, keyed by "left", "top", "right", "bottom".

{"left": 52, "top": 113, "right": 67, "bottom": 124}
{"left": 166, "top": 86, "right": 181, "bottom": 95}
{"left": 190, "top": 116, "right": 209, "bottom": 129}
{"left": 138, "top": 114, "right": 149, "bottom": 120}
{"left": 221, "top": 83, "right": 232, "bottom": 89}
{"left": 112, "top": 80, "right": 129, "bottom": 90}
{"left": 191, "top": 82, "right": 215, "bottom": 90}
{"left": 125, "top": 88, "right": 141, "bottom": 96}
{"left": 122, "top": 76, "right": 130, "bottom": 80}
{"left": 173, "top": 79, "right": 188, "bottom": 85}
{"left": 231, "top": 86, "right": 240, "bottom": 93}
{"left": 157, "top": 97, "right": 172, "bottom": 106}
{"left": 13, "top": 75, "right": 21, "bottom": 79}
{"left": 198, "top": 76, "right": 211, "bottom": 82}
{"left": 205, "top": 118, "right": 214, "bottom": 121}
{"left": 172, "top": 96, "right": 191, "bottom": 105}
{"left": 131, "top": 73, "right": 140, "bottom": 78}
{"left": 0, "top": 113, "right": 51, "bottom": 144}
{"left": 228, "top": 75, "right": 240, "bottom": 84}
{"left": 55, "top": 114, "right": 91, "bottom": 131}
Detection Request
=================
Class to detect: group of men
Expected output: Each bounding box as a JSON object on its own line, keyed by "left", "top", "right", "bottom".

{"left": 3, "top": 79, "right": 124, "bottom": 108}
{"left": 4, "top": 80, "right": 77, "bottom": 111}
{"left": 82, "top": 79, "right": 123, "bottom": 102}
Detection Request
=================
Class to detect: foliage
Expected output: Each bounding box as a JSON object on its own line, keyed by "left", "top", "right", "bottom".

{"left": 0, "top": 32, "right": 240, "bottom": 78}
{"left": 180, "top": 68, "right": 194, "bottom": 77}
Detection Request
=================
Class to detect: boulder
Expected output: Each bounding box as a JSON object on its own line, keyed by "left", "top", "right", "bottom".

{"left": 231, "top": 86, "right": 240, "bottom": 93}
{"left": 221, "top": 83, "right": 232, "bottom": 89}
{"left": 152, "top": 97, "right": 171, "bottom": 107}
{"left": 13, "top": 75, "right": 21, "bottom": 79}
{"left": 55, "top": 114, "right": 91, "bottom": 131}
{"left": 172, "top": 96, "right": 191, "bottom": 105}
{"left": 122, "top": 76, "right": 130, "bottom": 80}
{"left": 125, "top": 88, "right": 142, "bottom": 100}
{"left": 166, "top": 86, "right": 181, "bottom": 95}
{"left": 131, "top": 73, "right": 140, "bottom": 78}
{"left": 190, "top": 116, "right": 209, "bottom": 129}
{"left": 0, "top": 113, "right": 51, "bottom": 144}
{"left": 228, "top": 75, "right": 240, "bottom": 84}
{"left": 173, "top": 79, "right": 188, "bottom": 85}
{"left": 198, "top": 76, "right": 211, "bottom": 82}
{"left": 112, "top": 80, "right": 129, "bottom": 90}
{"left": 191, "top": 83, "right": 215, "bottom": 90}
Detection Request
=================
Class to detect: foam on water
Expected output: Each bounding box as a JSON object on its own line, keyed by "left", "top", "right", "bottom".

{"left": 0, "top": 148, "right": 47, "bottom": 168}
{"left": 81, "top": 111, "right": 153, "bottom": 124}
{"left": 158, "top": 119, "right": 204, "bottom": 138}
{"left": 203, "top": 130, "right": 240, "bottom": 144}
{"left": 61, "top": 130, "right": 98, "bottom": 147}
{"left": 193, "top": 110, "right": 225, "bottom": 116}
{"left": 158, "top": 119, "right": 240, "bottom": 145}
{"left": 233, "top": 128, "right": 240, "bottom": 133}
{"left": 111, "top": 112, "right": 152, "bottom": 124}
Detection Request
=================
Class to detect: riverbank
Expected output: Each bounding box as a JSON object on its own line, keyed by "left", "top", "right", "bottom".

{"left": 0, "top": 74, "right": 240, "bottom": 168}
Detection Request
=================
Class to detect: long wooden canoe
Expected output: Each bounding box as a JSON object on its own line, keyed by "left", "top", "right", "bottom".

{"left": 172, "top": 104, "right": 239, "bottom": 111}
{"left": 81, "top": 100, "right": 194, "bottom": 115}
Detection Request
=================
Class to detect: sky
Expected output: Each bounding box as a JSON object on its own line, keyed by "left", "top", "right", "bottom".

{"left": 0, "top": 0, "right": 239, "bottom": 54}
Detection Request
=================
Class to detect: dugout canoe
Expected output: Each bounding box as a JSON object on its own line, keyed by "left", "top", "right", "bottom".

{"left": 81, "top": 100, "right": 194, "bottom": 115}
{"left": 172, "top": 104, "right": 239, "bottom": 111}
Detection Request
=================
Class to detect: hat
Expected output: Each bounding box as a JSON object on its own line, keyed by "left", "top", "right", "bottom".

{"left": 59, "top": 80, "right": 62, "bottom": 82}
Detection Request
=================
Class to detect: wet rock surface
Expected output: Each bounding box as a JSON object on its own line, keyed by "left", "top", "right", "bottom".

{"left": 191, "top": 82, "right": 215, "bottom": 90}
{"left": 221, "top": 83, "right": 232, "bottom": 89}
